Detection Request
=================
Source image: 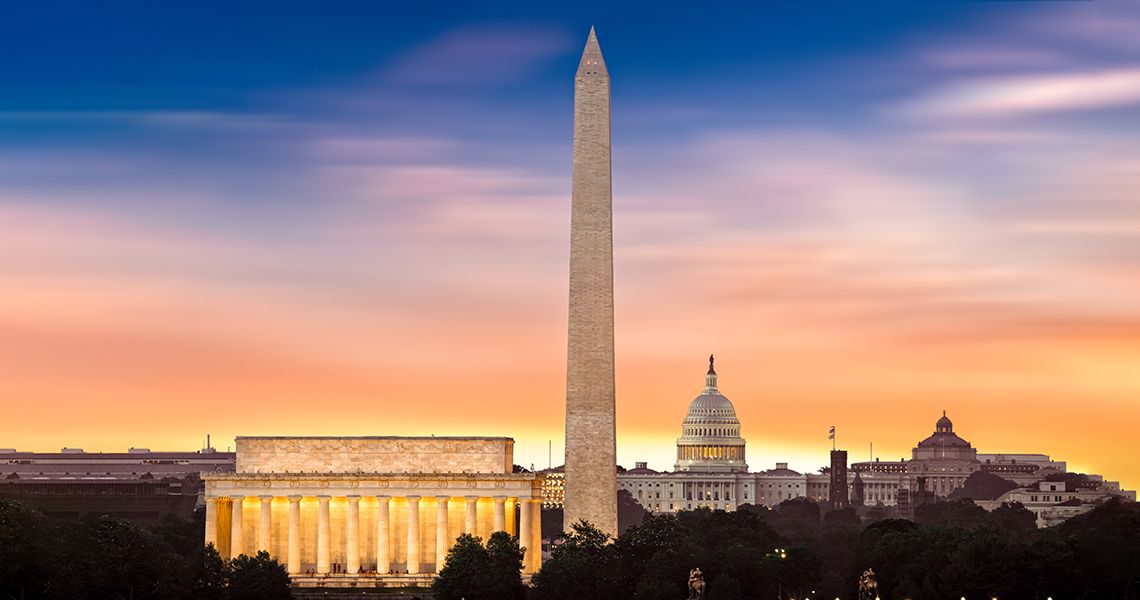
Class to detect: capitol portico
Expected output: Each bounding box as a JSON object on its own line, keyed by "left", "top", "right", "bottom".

{"left": 202, "top": 437, "right": 543, "bottom": 584}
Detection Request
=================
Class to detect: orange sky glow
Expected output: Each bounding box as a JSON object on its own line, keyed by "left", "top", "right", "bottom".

{"left": 3, "top": 2, "right": 1140, "bottom": 495}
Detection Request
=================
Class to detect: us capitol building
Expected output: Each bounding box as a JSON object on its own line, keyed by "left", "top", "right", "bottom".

{"left": 542, "top": 356, "right": 1133, "bottom": 527}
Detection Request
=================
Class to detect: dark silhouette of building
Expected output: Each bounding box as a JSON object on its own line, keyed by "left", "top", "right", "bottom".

{"left": 829, "top": 450, "right": 849, "bottom": 510}
{"left": 0, "top": 446, "right": 234, "bottom": 526}
{"left": 851, "top": 472, "right": 865, "bottom": 507}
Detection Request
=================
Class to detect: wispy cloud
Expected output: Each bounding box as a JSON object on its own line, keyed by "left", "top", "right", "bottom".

{"left": 0, "top": 110, "right": 285, "bottom": 130}
{"left": 896, "top": 67, "right": 1140, "bottom": 119}
{"left": 386, "top": 24, "right": 573, "bottom": 85}
{"left": 921, "top": 47, "right": 1067, "bottom": 71}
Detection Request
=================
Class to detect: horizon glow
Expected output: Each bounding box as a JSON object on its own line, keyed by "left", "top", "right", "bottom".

{"left": 1, "top": 1, "right": 1138, "bottom": 491}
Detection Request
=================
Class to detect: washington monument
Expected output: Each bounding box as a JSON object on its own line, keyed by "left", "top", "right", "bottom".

{"left": 563, "top": 27, "right": 618, "bottom": 537}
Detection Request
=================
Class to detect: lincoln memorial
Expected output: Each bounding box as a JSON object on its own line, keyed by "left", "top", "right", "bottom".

{"left": 202, "top": 436, "right": 544, "bottom": 585}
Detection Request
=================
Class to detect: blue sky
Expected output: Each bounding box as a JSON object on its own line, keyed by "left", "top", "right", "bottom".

{"left": 2, "top": 1, "right": 1140, "bottom": 488}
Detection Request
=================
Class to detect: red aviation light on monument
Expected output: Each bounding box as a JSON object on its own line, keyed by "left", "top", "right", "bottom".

{"left": 576, "top": 27, "right": 608, "bottom": 78}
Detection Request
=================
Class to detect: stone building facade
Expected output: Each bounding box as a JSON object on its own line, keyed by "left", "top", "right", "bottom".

{"left": 548, "top": 360, "right": 1133, "bottom": 528}
{"left": 0, "top": 446, "right": 233, "bottom": 526}
{"left": 977, "top": 479, "right": 1135, "bottom": 527}
{"left": 202, "top": 437, "right": 543, "bottom": 587}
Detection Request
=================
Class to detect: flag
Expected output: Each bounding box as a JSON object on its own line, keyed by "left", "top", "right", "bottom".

{"left": 828, "top": 426, "right": 836, "bottom": 440}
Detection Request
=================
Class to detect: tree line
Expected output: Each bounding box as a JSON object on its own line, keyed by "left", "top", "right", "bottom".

{"left": 0, "top": 500, "right": 290, "bottom": 600}
{"left": 4, "top": 494, "right": 1138, "bottom": 599}
{"left": 438, "top": 496, "right": 1140, "bottom": 600}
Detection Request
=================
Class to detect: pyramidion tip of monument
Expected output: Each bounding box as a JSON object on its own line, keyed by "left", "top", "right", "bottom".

{"left": 578, "top": 26, "right": 607, "bottom": 76}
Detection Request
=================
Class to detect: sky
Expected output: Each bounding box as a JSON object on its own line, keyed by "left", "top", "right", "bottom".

{"left": 1, "top": 1, "right": 1139, "bottom": 491}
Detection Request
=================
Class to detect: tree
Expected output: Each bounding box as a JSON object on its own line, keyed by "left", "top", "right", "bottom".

{"left": 708, "top": 573, "right": 744, "bottom": 600}
{"left": 193, "top": 544, "right": 227, "bottom": 600}
{"left": 151, "top": 509, "right": 205, "bottom": 557}
{"left": 948, "top": 471, "right": 1019, "bottom": 501}
{"left": 542, "top": 488, "right": 649, "bottom": 540}
{"left": 226, "top": 551, "right": 290, "bottom": 600}
{"left": 767, "top": 498, "right": 821, "bottom": 545}
{"left": 1044, "top": 472, "right": 1092, "bottom": 490}
{"left": 485, "top": 532, "right": 527, "bottom": 600}
{"left": 618, "top": 488, "right": 648, "bottom": 533}
{"left": 531, "top": 521, "right": 620, "bottom": 600}
{"left": 0, "top": 500, "right": 58, "bottom": 599}
{"left": 989, "top": 501, "right": 1037, "bottom": 538}
{"left": 71, "top": 514, "right": 193, "bottom": 600}
{"left": 434, "top": 534, "right": 488, "bottom": 600}
{"left": 432, "top": 532, "right": 525, "bottom": 600}
{"left": 614, "top": 513, "right": 693, "bottom": 600}
{"left": 822, "top": 507, "right": 861, "bottom": 529}
{"left": 914, "top": 498, "right": 990, "bottom": 529}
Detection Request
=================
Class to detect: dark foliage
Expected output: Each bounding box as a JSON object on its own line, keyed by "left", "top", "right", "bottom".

{"left": 532, "top": 509, "right": 815, "bottom": 600}
{"left": 539, "top": 488, "right": 648, "bottom": 541}
{"left": 947, "top": 471, "right": 1019, "bottom": 501}
{"left": 618, "top": 488, "right": 648, "bottom": 533}
{"left": 531, "top": 520, "right": 621, "bottom": 600}
{"left": 432, "top": 532, "right": 526, "bottom": 600}
{"left": 1044, "top": 471, "right": 1092, "bottom": 489}
{"left": 529, "top": 497, "right": 1140, "bottom": 600}
{"left": 0, "top": 499, "right": 291, "bottom": 600}
{"left": 228, "top": 551, "right": 291, "bottom": 600}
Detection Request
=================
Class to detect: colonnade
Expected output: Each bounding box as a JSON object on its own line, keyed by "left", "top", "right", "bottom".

{"left": 204, "top": 494, "right": 543, "bottom": 576}
{"left": 677, "top": 445, "right": 744, "bottom": 461}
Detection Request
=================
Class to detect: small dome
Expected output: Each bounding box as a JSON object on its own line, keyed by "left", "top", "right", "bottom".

{"left": 917, "top": 433, "right": 971, "bottom": 448}
{"left": 918, "top": 412, "right": 971, "bottom": 449}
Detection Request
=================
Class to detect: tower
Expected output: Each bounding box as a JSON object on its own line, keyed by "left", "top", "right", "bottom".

{"left": 563, "top": 27, "right": 617, "bottom": 537}
{"left": 829, "top": 449, "right": 849, "bottom": 510}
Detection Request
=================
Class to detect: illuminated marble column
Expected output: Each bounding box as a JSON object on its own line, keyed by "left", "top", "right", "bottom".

{"left": 317, "top": 496, "right": 331, "bottom": 574}
{"left": 287, "top": 496, "right": 301, "bottom": 575}
{"left": 204, "top": 497, "right": 218, "bottom": 549}
{"left": 529, "top": 499, "right": 543, "bottom": 572}
{"left": 464, "top": 496, "right": 478, "bottom": 534}
{"left": 376, "top": 496, "right": 391, "bottom": 573}
{"left": 406, "top": 496, "right": 421, "bottom": 574}
{"left": 230, "top": 496, "right": 244, "bottom": 558}
{"left": 346, "top": 496, "right": 360, "bottom": 573}
{"left": 258, "top": 496, "right": 272, "bottom": 554}
{"left": 493, "top": 496, "right": 506, "bottom": 532}
{"left": 435, "top": 497, "right": 450, "bottom": 572}
{"left": 519, "top": 499, "right": 534, "bottom": 574}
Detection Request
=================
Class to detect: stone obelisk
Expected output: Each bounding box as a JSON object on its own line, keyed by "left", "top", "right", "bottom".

{"left": 563, "top": 27, "right": 617, "bottom": 537}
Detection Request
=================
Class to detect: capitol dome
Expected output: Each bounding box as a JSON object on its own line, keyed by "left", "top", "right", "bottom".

{"left": 674, "top": 355, "right": 748, "bottom": 473}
